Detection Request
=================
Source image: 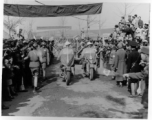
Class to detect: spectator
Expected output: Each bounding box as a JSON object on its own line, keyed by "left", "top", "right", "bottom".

{"left": 138, "top": 16, "right": 144, "bottom": 28}
{"left": 113, "top": 42, "right": 127, "bottom": 87}
{"left": 133, "top": 14, "right": 139, "bottom": 29}
{"left": 120, "top": 16, "right": 126, "bottom": 24}
{"left": 135, "top": 25, "right": 143, "bottom": 38}
{"left": 123, "top": 46, "right": 149, "bottom": 113}
{"left": 126, "top": 41, "right": 142, "bottom": 97}
{"left": 109, "top": 46, "right": 117, "bottom": 80}
{"left": 128, "top": 15, "right": 132, "bottom": 23}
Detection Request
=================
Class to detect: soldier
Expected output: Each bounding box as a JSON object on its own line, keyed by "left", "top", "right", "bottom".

{"left": 79, "top": 42, "right": 97, "bottom": 76}
{"left": 57, "top": 41, "right": 75, "bottom": 84}
{"left": 40, "top": 41, "right": 50, "bottom": 80}
{"left": 24, "top": 42, "right": 42, "bottom": 94}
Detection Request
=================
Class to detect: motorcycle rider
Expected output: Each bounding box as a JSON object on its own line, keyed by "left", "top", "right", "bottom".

{"left": 79, "top": 41, "right": 97, "bottom": 77}
{"left": 57, "top": 41, "right": 75, "bottom": 83}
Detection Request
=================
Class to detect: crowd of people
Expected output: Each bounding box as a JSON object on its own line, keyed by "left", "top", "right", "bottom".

{"left": 2, "top": 37, "right": 55, "bottom": 110}
{"left": 101, "top": 14, "right": 149, "bottom": 118}
{"left": 2, "top": 14, "right": 149, "bottom": 118}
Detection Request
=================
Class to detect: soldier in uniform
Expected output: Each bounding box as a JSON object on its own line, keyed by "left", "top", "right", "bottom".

{"left": 24, "top": 42, "right": 42, "bottom": 94}
{"left": 40, "top": 41, "right": 50, "bottom": 80}
{"left": 79, "top": 42, "right": 97, "bottom": 76}
{"left": 57, "top": 41, "right": 75, "bottom": 85}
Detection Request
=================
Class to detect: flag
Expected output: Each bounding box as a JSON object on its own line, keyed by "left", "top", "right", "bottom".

{"left": 4, "top": 3, "right": 103, "bottom": 17}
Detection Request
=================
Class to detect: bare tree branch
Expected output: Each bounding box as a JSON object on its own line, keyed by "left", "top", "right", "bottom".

{"left": 128, "top": 3, "right": 141, "bottom": 15}
{"left": 116, "top": 6, "right": 124, "bottom": 16}
{"left": 4, "top": 16, "right": 25, "bottom": 38}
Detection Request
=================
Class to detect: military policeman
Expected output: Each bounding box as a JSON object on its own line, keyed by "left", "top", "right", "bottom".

{"left": 24, "top": 42, "right": 42, "bottom": 94}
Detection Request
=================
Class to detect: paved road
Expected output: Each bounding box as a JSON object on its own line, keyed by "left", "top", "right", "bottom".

{"left": 2, "top": 59, "right": 145, "bottom": 118}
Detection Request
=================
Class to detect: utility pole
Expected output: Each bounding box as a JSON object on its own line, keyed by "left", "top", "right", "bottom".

{"left": 98, "top": 14, "right": 101, "bottom": 37}
{"left": 87, "top": 15, "right": 90, "bottom": 38}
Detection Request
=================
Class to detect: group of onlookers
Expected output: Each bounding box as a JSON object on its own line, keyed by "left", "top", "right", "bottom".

{"left": 2, "top": 38, "right": 55, "bottom": 110}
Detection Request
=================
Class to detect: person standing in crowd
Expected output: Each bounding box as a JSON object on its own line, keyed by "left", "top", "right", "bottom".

{"left": 120, "top": 16, "right": 126, "bottom": 24}
{"left": 24, "top": 42, "right": 42, "bottom": 94}
{"left": 126, "top": 41, "right": 142, "bottom": 97}
{"left": 128, "top": 15, "right": 132, "bottom": 23}
{"left": 142, "top": 24, "right": 149, "bottom": 40}
{"left": 13, "top": 42, "right": 27, "bottom": 92}
{"left": 40, "top": 41, "right": 50, "bottom": 81}
{"left": 135, "top": 25, "right": 144, "bottom": 38}
{"left": 113, "top": 42, "right": 127, "bottom": 87}
{"left": 133, "top": 14, "right": 139, "bottom": 29}
{"left": 109, "top": 46, "right": 117, "bottom": 80}
{"left": 123, "top": 46, "right": 149, "bottom": 118}
{"left": 138, "top": 16, "right": 144, "bottom": 28}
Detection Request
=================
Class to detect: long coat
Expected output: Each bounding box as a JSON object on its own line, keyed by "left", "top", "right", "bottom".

{"left": 114, "top": 48, "right": 127, "bottom": 81}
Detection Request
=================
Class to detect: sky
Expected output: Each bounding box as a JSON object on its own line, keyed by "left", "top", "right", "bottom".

{"left": 4, "top": 0, "right": 150, "bottom": 33}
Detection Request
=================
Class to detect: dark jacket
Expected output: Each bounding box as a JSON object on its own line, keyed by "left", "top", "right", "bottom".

{"left": 138, "top": 19, "right": 143, "bottom": 28}
{"left": 127, "top": 50, "right": 142, "bottom": 73}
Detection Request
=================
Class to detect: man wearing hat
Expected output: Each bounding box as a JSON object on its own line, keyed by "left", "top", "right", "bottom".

{"left": 123, "top": 46, "right": 149, "bottom": 111}
{"left": 39, "top": 41, "right": 50, "bottom": 81}
{"left": 79, "top": 41, "right": 97, "bottom": 76}
{"left": 126, "top": 41, "right": 143, "bottom": 97}
{"left": 58, "top": 41, "right": 75, "bottom": 84}
{"left": 24, "top": 42, "right": 42, "bottom": 93}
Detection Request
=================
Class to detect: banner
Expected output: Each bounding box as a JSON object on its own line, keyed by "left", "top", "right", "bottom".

{"left": 4, "top": 3, "right": 103, "bottom": 17}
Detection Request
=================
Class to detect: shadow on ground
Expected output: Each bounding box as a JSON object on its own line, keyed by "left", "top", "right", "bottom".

{"left": 76, "top": 111, "right": 109, "bottom": 118}
{"left": 2, "top": 58, "right": 60, "bottom": 116}
{"left": 106, "top": 95, "right": 126, "bottom": 106}
{"left": 70, "top": 74, "right": 84, "bottom": 85}
{"left": 2, "top": 89, "right": 36, "bottom": 116}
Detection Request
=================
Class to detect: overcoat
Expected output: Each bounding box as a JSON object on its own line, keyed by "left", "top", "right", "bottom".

{"left": 114, "top": 48, "right": 127, "bottom": 81}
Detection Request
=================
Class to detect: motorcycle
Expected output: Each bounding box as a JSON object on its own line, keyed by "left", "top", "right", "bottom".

{"left": 61, "top": 65, "right": 72, "bottom": 86}
{"left": 85, "top": 56, "right": 97, "bottom": 80}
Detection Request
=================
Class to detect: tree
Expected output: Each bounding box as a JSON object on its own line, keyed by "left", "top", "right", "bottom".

{"left": 4, "top": 16, "right": 25, "bottom": 38}
{"left": 26, "top": 19, "right": 34, "bottom": 39}
{"left": 59, "top": 17, "right": 67, "bottom": 38}
{"left": 116, "top": 3, "right": 141, "bottom": 18}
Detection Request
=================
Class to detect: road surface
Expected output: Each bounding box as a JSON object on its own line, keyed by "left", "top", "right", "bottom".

{"left": 2, "top": 59, "right": 145, "bottom": 118}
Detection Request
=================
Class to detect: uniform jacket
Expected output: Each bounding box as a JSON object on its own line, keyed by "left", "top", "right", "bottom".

{"left": 58, "top": 47, "right": 75, "bottom": 67}
{"left": 40, "top": 47, "right": 50, "bottom": 64}
{"left": 81, "top": 47, "right": 97, "bottom": 63}
{"left": 28, "top": 49, "right": 40, "bottom": 68}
